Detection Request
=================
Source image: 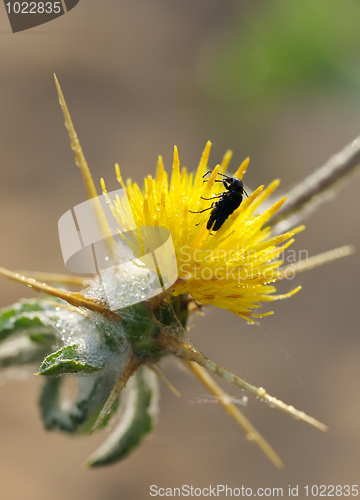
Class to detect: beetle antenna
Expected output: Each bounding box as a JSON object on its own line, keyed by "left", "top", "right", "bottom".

{"left": 201, "top": 194, "right": 222, "bottom": 200}
{"left": 217, "top": 172, "right": 232, "bottom": 180}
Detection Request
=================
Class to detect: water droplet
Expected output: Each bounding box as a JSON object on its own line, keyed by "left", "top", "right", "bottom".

{"left": 258, "top": 387, "right": 266, "bottom": 398}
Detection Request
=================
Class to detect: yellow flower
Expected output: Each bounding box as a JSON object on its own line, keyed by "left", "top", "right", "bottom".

{"left": 102, "top": 141, "right": 302, "bottom": 321}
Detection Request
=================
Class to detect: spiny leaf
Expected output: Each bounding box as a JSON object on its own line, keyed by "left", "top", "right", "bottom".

{"left": 85, "top": 365, "right": 159, "bottom": 467}
{"left": 0, "top": 299, "right": 59, "bottom": 342}
{"left": 38, "top": 344, "right": 104, "bottom": 376}
{"left": 40, "top": 374, "right": 120, "bottom": 434}
{"left": 0, "top": 335, "right": 53, "bottom": 368}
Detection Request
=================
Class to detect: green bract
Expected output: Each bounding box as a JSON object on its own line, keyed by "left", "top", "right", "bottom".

{"left": 0, "top": 288, "right": 184, "bottom": 467}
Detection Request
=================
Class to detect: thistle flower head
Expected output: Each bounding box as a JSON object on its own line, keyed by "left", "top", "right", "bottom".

{"left": 1, "top": 78, "right": 355, "bottom": 470}
{"left": 102, "top": 141, "right": 302, "bottom": 321}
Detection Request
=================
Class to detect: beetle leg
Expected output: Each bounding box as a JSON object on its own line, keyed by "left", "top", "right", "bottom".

{"left": 189, "top": 206, "right": 213, "bottom": 214}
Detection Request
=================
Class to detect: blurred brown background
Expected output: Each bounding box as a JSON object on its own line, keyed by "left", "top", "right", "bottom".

{"left": 0, "top": 1, "right": 359, "bottom": 499}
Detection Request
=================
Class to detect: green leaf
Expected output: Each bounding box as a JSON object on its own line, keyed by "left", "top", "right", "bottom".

{"left": 39, "top": 374, "right": 120, "bottom": 434}
{"left": 38, "top": 344, "right": 104, "bottom": 376}
{"left": 0, "top": 299, "right": 58, "bottom": 367}
{"left": 0, "top": 299, "right": 58, "bottom": 342}
{"left": 0, "top": 335, "right": 53, "bottom": 368}
{"left": 29, "top": 332, "right": 55, "bottom": 345}
{"left": 85, "top": 364, "right": 159, "bottom": 467}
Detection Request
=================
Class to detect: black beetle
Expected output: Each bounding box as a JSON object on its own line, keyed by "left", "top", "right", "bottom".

{"left": 190, "top": 171, "right": 248, "bottom": 231}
